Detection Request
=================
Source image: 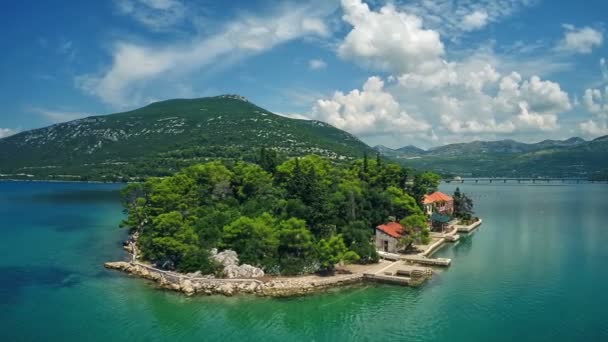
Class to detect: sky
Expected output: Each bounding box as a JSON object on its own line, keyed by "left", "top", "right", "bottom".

{"left": 1, "top": 0, "right": 607, "bottom": 148}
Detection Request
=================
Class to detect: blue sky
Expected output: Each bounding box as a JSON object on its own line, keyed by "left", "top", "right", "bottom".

{"left": 1, "top": 0, "right": 607, "bottom": 148}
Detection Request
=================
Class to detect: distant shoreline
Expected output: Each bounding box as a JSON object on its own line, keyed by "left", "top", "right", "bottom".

{"left": 0, "top": 178, "right": 127, "bottom": 184}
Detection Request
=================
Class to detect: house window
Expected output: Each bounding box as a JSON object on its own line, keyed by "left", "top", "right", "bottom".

{"left": 383, "top": 240, "right": 389, "bottom": 252}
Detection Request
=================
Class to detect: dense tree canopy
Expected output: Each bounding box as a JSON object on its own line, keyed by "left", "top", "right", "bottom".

{"left": 453, "top": 187, "right": 475, "bottom": 221}
{"left": 121, "top": 152, "right": 440, "bottom": 275}
{"left": 411, "top": 172, "right": 441, "bottom": 206}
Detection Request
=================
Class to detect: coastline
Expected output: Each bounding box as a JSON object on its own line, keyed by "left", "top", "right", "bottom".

{"left": 104, "top": 222, "right": 481, "bottom": 298}
{"left": 103, "top": 230, "right": 465, "bottom": 297}
{"left": 105, "top": 260, "right": 368, "bottom": 297}
{"left": 418, "top": 218, "right": 483, "bottom": 258}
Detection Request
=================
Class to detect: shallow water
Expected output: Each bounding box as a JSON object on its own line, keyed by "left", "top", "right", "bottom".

{"left": 1, "top": 181, "right": 607, "bottom": 341}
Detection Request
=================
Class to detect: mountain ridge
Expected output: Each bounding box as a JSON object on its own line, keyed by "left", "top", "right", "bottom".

{"left": 0, "top": 95, "right": 374, "bottom": 181}
{"left": 375, "top": 137, "right": 590, "bottom": 155}
{"left": 374, "top": 136, "right": 607, "bottom": 178}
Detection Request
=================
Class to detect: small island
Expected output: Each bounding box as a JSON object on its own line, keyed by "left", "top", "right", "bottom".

{"left": 105, "top": 150, "right": 480, "bottom": 296}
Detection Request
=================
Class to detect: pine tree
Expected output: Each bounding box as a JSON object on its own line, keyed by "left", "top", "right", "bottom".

{"left": 453, "top": 187, "right": 474, "bottom": 220}
{"left": 258, "top": 147, "right": 278, "bottom": 174}
{"left": 288, "top": 158, "right": 305, "bottom": 200}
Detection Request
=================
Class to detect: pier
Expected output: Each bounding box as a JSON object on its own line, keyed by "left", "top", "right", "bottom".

{"left": 401, "top": 255, "right": 452, "bottom": 267}
{"left": 455, "top": 219, "right": 483, "bottom": 233}
{"left": 362, "top": 260, "right": 433, "bottom": 286}
{"left": 378, "top": 250, "right": 452, "bottom": 267}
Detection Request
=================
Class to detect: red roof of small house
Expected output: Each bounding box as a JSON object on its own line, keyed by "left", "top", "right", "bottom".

{"left": 376, "top": 222, "right": 405, "bottom": 239}
{"left": 423, "top": 191, "right": 453, "bottom": 205}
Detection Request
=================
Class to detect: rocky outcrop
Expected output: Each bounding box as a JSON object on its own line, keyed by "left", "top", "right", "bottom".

{"left": 224, "top": 264, "right": 265, "bottom": 279}
{"left": 210, "top": 249, "right": 265, "bottom": 279}
{"left": 104, "top": 261, "right": 263, "bottom": 296}
{"left": 211, "top": 249, "right": 239, "bottom": 267}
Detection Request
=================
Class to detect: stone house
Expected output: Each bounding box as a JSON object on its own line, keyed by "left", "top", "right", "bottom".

{"left": 374, "top": 222, "right": 405, "bottom": 253}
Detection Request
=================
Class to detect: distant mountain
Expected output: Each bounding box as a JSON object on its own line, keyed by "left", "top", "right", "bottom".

{"left": 0, "top": 95, "right": 374, "bottom": 181}
{"left": 532, "top": 137, "right": 586, "bottom": 149}
{"left": 373, "top": 144, "right": 426, "bottom": 158}
{"left": 375, "top": 137, "right": 607, "bottom": 178}
{"left": 372, "top": 144, "right": 397, "bottom": 155}
{"left": 396, "top": 145, "right": 427, "bottom": 155}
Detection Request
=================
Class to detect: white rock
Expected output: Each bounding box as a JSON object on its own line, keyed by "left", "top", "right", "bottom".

{"left": 224, "top": 264, "right": 264, "bottom": 279}
{"left": 212, "top": 250, "right": 239, "bottom": 267}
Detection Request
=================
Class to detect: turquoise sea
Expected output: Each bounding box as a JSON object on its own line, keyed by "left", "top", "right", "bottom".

{"left": 1, "top": 181, "right": 607, "bottom": 341}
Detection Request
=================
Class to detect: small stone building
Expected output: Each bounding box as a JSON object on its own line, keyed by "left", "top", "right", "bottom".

{"left": 375, "top": 222, "right": 405, "bottom": 253}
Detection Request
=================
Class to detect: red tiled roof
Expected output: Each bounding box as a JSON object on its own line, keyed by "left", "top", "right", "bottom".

{"left": 376, "top": 222, "right": 405, "bottom": 239}
{"left": 423, "top": 191, "right": 453, "bottom": 205}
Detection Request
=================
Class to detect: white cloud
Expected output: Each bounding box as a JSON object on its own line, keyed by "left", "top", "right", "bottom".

{"left": 310, "top": 76, "right": 431, "bottom": 136}
{"left": 397, "top": 0, "right": 537, "bottom": 40}
{"left": 601, "top": 58, "right": 608, "bottom": 82}
{"left": 583, "top": 88, "right": 606, "bottom": 114}
{"left": 580, "top": 87, "right": 608, "bottom": 136}
{"left": 400, "top": 66, "right": 569, "bottom": 134}
{"left": 556, "top": 25, "right": 603, "bottom": 54}
{"left": 114, "top": 0, "right": 186, "bottom": 31}
{"left": 308, "top": 59, "right": 327, "bottom": 70}
{"left": 515, "top": 102, "right": 559, "bottom": 131}
{"left": 338, "top": 0, "right": 444, "bottom": 74}
{"left": 78, "top": 2, "right": 334, "bottom": 108}
{"left": 462, "top": 10, "right": 488, "bottom": 31}
{"left": 518, "top": 76, "right": 572, "bottom": 114}
{"left": 316, "top": 1, "right": 573, "bottom": 144}
{"left": 0, "top": 128, "right": 17, "bottom": 139}
{"left": 580, "top": 120, "right": 608, "bottom": 136}
{"left": 27, "top": 107, "right": 93, "bottom": 124}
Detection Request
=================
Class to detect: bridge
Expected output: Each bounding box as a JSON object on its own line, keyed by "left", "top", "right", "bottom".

{"left": 443, "top": 177, "right": 608, "bottom": 184}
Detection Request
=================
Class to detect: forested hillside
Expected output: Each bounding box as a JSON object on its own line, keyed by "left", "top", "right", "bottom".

{"left": 0, "top": 95, "right": 374, "bottom": 181}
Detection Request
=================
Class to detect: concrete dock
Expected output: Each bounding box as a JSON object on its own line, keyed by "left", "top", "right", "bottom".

{"left": 455, "top": 219, "right": 483, "bottom": 233}
{"left": 362, "top": 261, "right": 433, "bottom": 286}
{"left": 402, "top": 255, "right": 452, "bottom": 266}
{"left": 378, "top": 250, "right": 452, "bottom": 267}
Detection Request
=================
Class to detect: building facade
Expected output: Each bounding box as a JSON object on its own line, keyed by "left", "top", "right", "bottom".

{"left": 423, "top": 191, "right": 454, "bottom": 216}
{"left": 374, "top": 222, "right": 404, "bottom": 253}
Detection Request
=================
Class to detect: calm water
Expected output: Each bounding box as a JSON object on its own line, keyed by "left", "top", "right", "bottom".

{"left": 1, "top": 181, "right": 607, "bottom": 341}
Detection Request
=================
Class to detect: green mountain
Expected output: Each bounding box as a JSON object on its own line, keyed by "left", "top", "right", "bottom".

{"left": 396, "top": 145, "right": 427, "bottom": 155}
{"left": 375, "top": 137, "right": 608, "bottom": 178}
{"left": 0, "top": 95, "right": 373, "bottom": 181}
{"left": 373, "top": 144, "right": 427, "bottom": 158}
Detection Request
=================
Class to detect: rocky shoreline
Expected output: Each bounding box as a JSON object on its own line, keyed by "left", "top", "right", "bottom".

{"left": 106, "top": 241, "right": 370, "bottom": 297}
{"left": 104, "top": 261, "right": 365, "bottom": 297}
{"left": 105, "top": 230, "right": 439, "bottom": 297}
